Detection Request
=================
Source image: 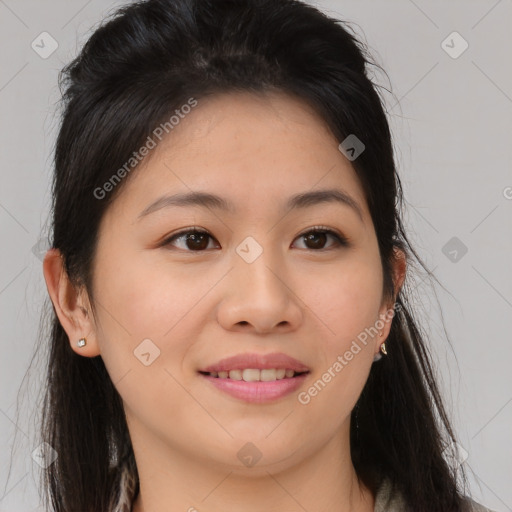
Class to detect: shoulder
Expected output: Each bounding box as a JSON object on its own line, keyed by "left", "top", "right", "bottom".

{"left": 373, "top": 477, "right": 496, "bottom": 512}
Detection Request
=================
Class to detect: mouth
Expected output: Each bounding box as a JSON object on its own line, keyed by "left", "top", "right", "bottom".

{"left": 198, "top": 368, "right": 310, "bottom": 381}
{"left": 197, "top": 352, "right": 311, "bottom": 403}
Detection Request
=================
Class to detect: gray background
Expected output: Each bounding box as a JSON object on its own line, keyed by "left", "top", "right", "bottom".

{"left": 1, "top": 0, "right": 511, "bottom": 510}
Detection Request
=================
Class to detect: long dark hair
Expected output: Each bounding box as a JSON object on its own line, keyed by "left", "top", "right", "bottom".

{"left": 33, "top": 0, "right": 473, "bottom": 510}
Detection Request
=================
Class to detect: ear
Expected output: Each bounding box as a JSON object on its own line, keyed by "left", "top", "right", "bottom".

{"left": 42, "top": 248, "right": 100, "bottom": 357}
{"left": 376, "top": 246, "right": 407, "bottom": 343}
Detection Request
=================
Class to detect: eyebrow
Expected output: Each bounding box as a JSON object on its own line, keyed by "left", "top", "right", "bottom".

{"left": 136, "top": 188, "right": 364, "bottom": 222}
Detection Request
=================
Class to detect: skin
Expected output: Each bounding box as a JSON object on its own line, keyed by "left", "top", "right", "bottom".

{"left": 44, "top": 91, "right": 406, "bottom": 512}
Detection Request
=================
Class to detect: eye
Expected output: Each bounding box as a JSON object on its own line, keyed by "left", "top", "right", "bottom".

{"left": 292, "top": 226, "right": 350, "bottom": 251}
{"left": 162, "top": 228, "right": 219, "bottom": 252}
{"left": 161, "top": 226, "right": 350, "bottom": 252}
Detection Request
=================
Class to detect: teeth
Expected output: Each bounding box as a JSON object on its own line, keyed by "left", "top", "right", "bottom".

{"left": 276, "top": 369, "right": 286, "bottom": 379}
{"left": 207, "top": 368, "right": 303, "bottom": 381}
{"left": 243, "top": 369, "right": 260, "bottom": 382}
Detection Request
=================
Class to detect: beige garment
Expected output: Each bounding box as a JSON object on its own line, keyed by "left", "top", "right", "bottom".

{"left": 374, "top": 477, "right": 496, "bottom": 512}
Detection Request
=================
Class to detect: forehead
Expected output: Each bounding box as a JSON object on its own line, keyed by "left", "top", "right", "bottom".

{"left": 106, "top": 91, "right": 370, "bottom": 224}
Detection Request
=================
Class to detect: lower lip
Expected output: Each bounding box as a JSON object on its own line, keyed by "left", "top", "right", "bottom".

{"left": 200, "top": 373, "right": 309, "bottom": 403}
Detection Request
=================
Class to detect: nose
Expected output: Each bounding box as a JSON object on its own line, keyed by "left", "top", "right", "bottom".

{"left": 216, "top": 248, "right": 304, "bottom": 334}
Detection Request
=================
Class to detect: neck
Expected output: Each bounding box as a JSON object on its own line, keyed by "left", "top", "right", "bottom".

{"left": 129, "top": 418, "right": 375, "bottom": 512}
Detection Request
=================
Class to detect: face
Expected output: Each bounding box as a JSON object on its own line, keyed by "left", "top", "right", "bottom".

{"left": 76, "top": 91, "right": 399, "bottom": 475}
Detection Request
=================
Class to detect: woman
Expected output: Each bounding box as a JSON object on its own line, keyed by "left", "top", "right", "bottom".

{"left": 40, "top": 0, "right": 495, "bottom": 511}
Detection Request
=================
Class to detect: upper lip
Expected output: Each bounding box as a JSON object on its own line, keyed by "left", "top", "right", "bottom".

{"left": 199, "top": 352, "right": 310, "bottom": 373}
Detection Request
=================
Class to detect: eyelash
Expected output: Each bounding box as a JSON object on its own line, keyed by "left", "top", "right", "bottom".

{"left": 160, "top": 225, "right": 350, "bottom": 252}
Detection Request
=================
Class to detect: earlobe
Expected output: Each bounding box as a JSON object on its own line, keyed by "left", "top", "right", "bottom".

{"left": 42, "top": 248, "right": 101, "bottom": 357}
{"left": 375, "top": 247, "right": 407, "bottom": 351}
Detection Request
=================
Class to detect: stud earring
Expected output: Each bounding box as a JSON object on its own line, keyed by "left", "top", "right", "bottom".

{"left": 373, "top": 340, "right": 388, "bottom": 362}
{"left": 77, "top": 338, "right": 87, "bottom": 348}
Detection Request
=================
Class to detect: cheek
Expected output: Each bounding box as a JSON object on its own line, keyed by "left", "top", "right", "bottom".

{"left": 93, "top": 253, "right": 224, "bottom": 394}
{"left": 298, "top": 257, "right": 382, "bottom": 406}
{"left": 307, "top": 256, "right": 384, "bottom": 341}
{"left": 93, "top": 260, "right": 210, "bottom": 426}
{"left": 96, "top": 248, "right": 212, "bottom": 339}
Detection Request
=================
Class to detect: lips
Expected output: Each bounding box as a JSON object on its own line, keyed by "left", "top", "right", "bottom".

{"left": 198, "top": 353, "right": 311, "bottom": 403}
{"left": 201, "top": 372, "right": 309, "bottom": 403}
{"left": 198, "top": 352, "right": 311, "bottom": 374}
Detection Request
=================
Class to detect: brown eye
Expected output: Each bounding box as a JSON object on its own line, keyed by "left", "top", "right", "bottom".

{"left": 162, "top": 226, "right": 349, "bottom": 252}
{"left": 293, "top": 228, "right": 349, "bottom": 250}
{"left": 162, "top": 229, "right": 218, "bottom": 251}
